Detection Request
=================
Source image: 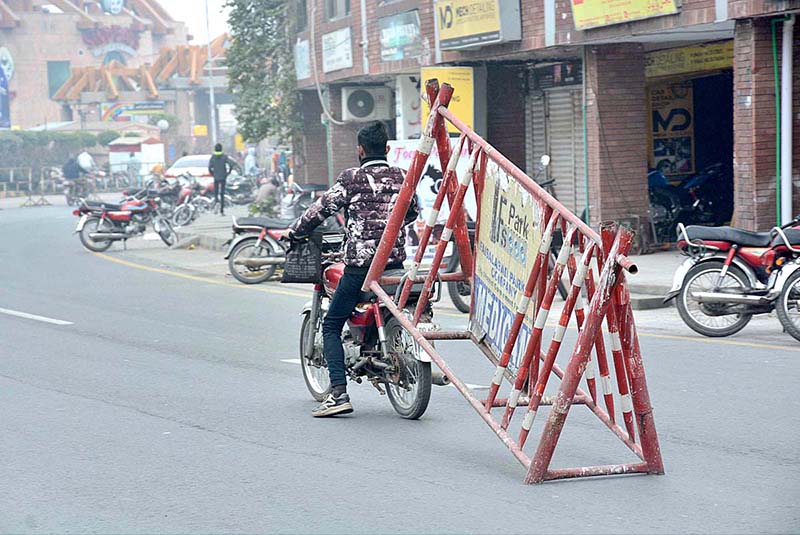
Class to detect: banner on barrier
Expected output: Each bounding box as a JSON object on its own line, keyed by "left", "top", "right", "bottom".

{"left": 470, "top": 160, "right": 543, "bottom": 369}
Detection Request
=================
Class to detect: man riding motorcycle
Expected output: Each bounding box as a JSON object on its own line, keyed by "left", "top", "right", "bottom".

{"left": 286, "top": 121, "right": 418, "bottom": 417}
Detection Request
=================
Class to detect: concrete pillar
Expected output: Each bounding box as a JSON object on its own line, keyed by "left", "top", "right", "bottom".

{"left": 584, "top": 44, "right": 649, "bottom": 243}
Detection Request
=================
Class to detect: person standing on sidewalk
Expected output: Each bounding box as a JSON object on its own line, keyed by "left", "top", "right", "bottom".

{"left": 208, "top": 143, "right": 240, "bottom": 216}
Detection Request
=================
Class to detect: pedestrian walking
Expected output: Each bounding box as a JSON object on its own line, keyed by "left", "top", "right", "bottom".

{"left": 208, "top": 143, "right": 240, "bottom": 216}
{"left": 127, "top": 152, "right": 141, "bottom": 188}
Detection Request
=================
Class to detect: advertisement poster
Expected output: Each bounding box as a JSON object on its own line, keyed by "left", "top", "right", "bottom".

{"left": 321, "top": 27, "right": 353, "bottom": 73}
{"left": 420, "top": 66, "right": 474, "bottom": 134}
{"left": 379, "top": 10, "right": 422, "bottom": 62}
{"left": 471, "top": 160, "right": 543, "bottom": 369}
{"left": 0, "top": 67, "right": 9, "bottom": 129}
{"left": 571, "top": 0, "right": 678, "bottom": 30}
{"left": 648, "top": 82, "right": 694, "bottom": 175}
{"left": 387, "top": 139, "right": 477, "bottom": 264}
{"left": 434, "top": 0, "right": 501, "bottom": 49}
{"left": 101, "top": 101, "right": 165, "bottom": 122}
{"left": 645, "top": 41, "right": 733, "bottom": 79}
{"left": 294, "top": 39, "right": 311, "bottom": 80}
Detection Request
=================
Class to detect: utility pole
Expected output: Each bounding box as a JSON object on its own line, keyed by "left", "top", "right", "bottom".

{"left": 204, "top": 0, "right": 218, "bottom": 146}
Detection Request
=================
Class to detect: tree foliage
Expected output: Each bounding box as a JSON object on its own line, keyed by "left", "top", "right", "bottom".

{"left": 225, "top": 0, "right": 300, "bottom": 143}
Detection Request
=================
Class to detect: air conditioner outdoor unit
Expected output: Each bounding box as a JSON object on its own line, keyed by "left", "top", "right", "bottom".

{"left": 341, "top": 86, "right": 392, "bottom": 122}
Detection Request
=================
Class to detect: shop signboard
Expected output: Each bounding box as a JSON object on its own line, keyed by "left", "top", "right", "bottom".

{"left": 645, "top": 41, "right": 733, "bottom": 79}
{"left": 0, "top": 67, "right": 9, "bottom": 129}
{"left": 321, "top": 27, "right": 353, "bottom": 73}
{"left": 379, "top": 10, "right": 422, "bottom": 61}
{"left": 193, "top": 124, "right": 209, "bottom": 137}
{"left": 648, "top": 81, "right": 694, "bottom": 175}
{"left": 101, "top": 101, "right": 166, "bottom": 122}
{"left": 571, "top": 0, "right": 678, "bottom": 31}
{"left": 420, "top": 66, "right": 474, "bottom": 134}
{"left": 533, "top": 61, "right": 582, "bottom": 90}
{"left": 434, "top": 0, "right": 521, "bottom": 50}
{"left": 471, "top": 159, "right": 543, "bottom": 369}
{"left": 294, "top": 39, "right": 311, "bottom": 80}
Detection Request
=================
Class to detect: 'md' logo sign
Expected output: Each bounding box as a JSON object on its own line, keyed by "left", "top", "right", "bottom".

{"left": 434, "top": 0, "right": 521, "bottom": 50}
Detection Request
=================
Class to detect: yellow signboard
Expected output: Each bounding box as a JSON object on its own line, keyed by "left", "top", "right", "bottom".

{"left": 471, "top": 160, "right": 543, "bottom": 369}
{"left": 646, "top": 41, "right": 734, "bottom": 78}
{"left": 571, "top": 0, "right": 678, "bottom": 31}
{"left": 234, "top": 133, "right": 246, "bottom": 152}
{"left": 435, "top": 0, "right": 501, "bottom": 49}
{"left": 193, "top": 124, "right": 208, "bottom": 137}
{"left": 648, "top": 81, "right": 694, "bottom": 175}
{"left": 420, "top": 66, "right": 474, "bottom": 134}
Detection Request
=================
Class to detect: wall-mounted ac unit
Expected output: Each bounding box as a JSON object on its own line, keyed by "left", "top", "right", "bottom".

{"left": 341, "top": 86, "right": 392, "bottom": 122}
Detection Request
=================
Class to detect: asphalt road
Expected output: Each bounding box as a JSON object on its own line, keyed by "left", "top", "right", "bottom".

{"left": 1, "top": 206, "right": 798, "bottom": 534}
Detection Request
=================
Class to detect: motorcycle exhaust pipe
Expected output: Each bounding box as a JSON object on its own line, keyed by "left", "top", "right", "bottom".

{"left": 431, "top": 370, "right": 451, "bottom": 387}
{"left": 88, "top": 232, "right": 128, "bottom": 241}
{"left": 233, "top": 257, "right": 286, "bottom": 267}
{"left": 692, "top": 291, "right": 772, "bottom": 306}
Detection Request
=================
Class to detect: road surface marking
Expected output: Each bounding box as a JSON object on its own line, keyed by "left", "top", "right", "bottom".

{"left": 280, "top": 359, "right": 302, "bottom": 364}
{"left": 92, "top": 254, "right": 800, "bottom": 352}
{"left": 94, "top": 253, "right": 309, "bottom": 298}
{"left": 0, "top": 307, "right": 73, "bottom": 326}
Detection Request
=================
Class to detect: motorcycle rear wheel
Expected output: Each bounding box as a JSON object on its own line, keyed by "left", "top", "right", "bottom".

{"left": 79, "top": 216, "right": 114, "bottom": 252}
{"left": 228, "top": 237, "right": 280, "bottom": 284}
{"left": 384, "top": 317, "right": 431, "bottom": 420}
{"left": 300, "top": 313, "right": 330, "bottom": 402}
{"left": 776, "top": 269, "right": 800, "bottom": 342}
{"left": 676, "top": 261, "right": 752, "bottom": 337}
{"left": 172, "top": 204, "right": 194, "bottom": 227}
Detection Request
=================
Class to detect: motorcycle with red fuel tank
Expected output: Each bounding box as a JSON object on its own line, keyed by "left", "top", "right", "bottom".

{"left": 72, "top": 195, "right": 178, "bottom": 252}
{"left": 294, "top": 231, "right": 450, "bottom": 419}
{"left": 665, "top": 218, "right": 800, "bottom": 337}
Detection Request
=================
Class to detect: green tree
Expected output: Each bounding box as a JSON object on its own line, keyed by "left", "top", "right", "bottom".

{"left": 225, "top": 0, "right": 300, "bottom": 143}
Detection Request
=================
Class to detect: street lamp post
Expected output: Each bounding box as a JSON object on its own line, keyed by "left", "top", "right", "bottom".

{"left": 204, "top": 0, "right": 218, "bottom": 146}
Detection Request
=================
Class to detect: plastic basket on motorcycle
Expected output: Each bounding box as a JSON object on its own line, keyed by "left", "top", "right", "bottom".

{"left": 362, "top": 80, "right": 665, "bottom": 484}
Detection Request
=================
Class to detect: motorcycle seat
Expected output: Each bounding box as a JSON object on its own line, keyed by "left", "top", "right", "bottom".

{"left": 684, "top": 225, "right": 772, "bottom": 247}
{"left": 83, "top": 200, "right": 123, "bottom": 211}
{"left": 772, "top": 229, "right": 800, "bottom": 247}
{"left": 235, "top": 216, "right": 295, "bottom": 229}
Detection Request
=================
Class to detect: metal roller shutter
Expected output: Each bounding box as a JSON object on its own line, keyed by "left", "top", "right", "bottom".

{"left": 544, "top": 88, "right": 585, "bottom": 215}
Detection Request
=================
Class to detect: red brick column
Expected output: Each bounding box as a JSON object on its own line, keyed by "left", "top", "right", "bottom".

{"left": 584, "top": 44, "right": 649, "bottom": 245}
{"left": 295, "top": 91, "right": 330, "bottom": 185}
{"left": 733, "top": 17, "right": 800, "bottom": 230}
{"left": 326, "top": 86, "right": 361, "bottom": 182}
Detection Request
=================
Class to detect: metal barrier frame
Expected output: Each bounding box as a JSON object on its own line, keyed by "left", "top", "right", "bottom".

{"left": 363, "top": 80, "right": 664, "bottom": 484}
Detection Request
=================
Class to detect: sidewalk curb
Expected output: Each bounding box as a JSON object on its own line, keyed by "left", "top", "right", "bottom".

{"left": 175, "top": 230, "right": 229, "bottom": 252}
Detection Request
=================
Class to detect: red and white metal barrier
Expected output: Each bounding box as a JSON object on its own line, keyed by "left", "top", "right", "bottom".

{"left": 363, "top": 80, "right": 664, "bottom": 484}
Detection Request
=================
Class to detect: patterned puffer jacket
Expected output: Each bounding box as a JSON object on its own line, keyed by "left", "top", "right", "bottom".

{"left": 291, "top": 159, "right": 418, "bottom": 268}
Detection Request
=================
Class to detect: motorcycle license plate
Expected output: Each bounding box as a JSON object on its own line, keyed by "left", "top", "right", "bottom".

{"left": 74, "top": 214, "right": 89, "bottom": 233}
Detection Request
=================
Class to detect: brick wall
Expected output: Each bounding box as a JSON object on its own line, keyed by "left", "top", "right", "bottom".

{"left": 732, "top": 17, "right": 800, "bottom": 230}
{"left": 326, "top": 85, "right": 362, "bottom": 180}
{"left": 486, "top": 64, "right": 527, "bottom": 173}
{"left": 295, "top": 91, "right": 329, "bottom": 185}
{"left": 584, "top": 44, "right": 649, "bottom": 241}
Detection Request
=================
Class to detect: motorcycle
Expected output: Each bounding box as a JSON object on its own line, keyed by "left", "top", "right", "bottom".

{"left": 171, "top": 175, "right": 204, "bottom": 227}
{"left": 295, "top": 231, "right": 449, "bottom": 419}
{"left": 72, "top": 194, "right": 178, "bottom": 252}
{"left": 665, "top": 218, "right": 800, "bottom": 337}
{"left": 772, "top": 228, "right": 800, "bottom": 342}
{"left": 225, "top": 214, "right": 344, "bottom": 284}
{"left": 279, "top": 182, "right": 327, "bottom": 220}
{"left": 225, "top": 175, "right": 258, "bottom": 205}
{"left": 649, "top": 164, "right": 734, "bottom": 243}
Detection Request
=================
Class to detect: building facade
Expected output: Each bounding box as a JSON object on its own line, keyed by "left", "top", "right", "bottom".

{"left": 292, "top": 0, "right": 799, "bottom": 241}
{"left": 0, "top": 0, "right": 188, "bottom": 130}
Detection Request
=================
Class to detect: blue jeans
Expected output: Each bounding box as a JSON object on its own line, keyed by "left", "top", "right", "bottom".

{"left": 322, "top": 264, "right": 401, "bottom": 387}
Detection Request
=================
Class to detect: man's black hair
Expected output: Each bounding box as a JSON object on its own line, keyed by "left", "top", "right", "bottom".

{"left": 357, "top": 121, "right": 389, "bottom": 156}
{"left": 214, "top": 143, "right": 223, "bottom": 152}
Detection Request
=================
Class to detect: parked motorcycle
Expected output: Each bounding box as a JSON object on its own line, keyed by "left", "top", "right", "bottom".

{"left": 224, "top": 216, "right": 294, "bottom": 284}
{"left": 73, "top": 195, "right": 178, "bottom": 252}
{"left": 771, "top": 228, "right": 800, "bottom": 342}
{"left": 279, "top": 182, "right": 327, "bottom": 220}
{"left": 649, "top": 164, "right": 734, "bottom": 243}
{"left": 171, "top": 174, "right": 204, "bottom": 227}
{"left": 295, "top": 231, "right": 449, "bottom": 419}
{"left": 665, "top": 218, "right": 800, "bottom": 337}
{"left": 226, "top": 175, "right": 258, "bottom": 205}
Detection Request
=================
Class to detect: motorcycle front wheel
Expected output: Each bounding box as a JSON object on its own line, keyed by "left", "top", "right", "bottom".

{"left": 79, "top": 216, "right": 114, "bottom": 252}
{"left": 676, "top": 261, "right": 752, "bottom": 337}
{"left": 300, "top": 313, "right": 330, "bottom": 401}
{"left": 171, "top": 204, "right": 194, "bottom": 227}
{"left": 154, "top": 218, "right": 178, "bottom": 247}
{"left": 776, "top": 269, "right": 800, "bottom": 342}
{"left": 384, "top": 316, "right": 431, "bottom": 420}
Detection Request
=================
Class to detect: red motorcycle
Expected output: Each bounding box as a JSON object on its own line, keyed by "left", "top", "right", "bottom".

{"left": 224, "top": 216, "right": 294, "bottom": 284}
{"left": 665, "top": 219, "right": 800, "bottom": 337}
{"left": 73, "top": 195, "right": 177, "bottom": 252}
{"left": 295, "top": 231, "right": 449, "bottom": 420}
